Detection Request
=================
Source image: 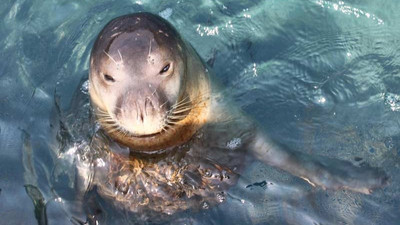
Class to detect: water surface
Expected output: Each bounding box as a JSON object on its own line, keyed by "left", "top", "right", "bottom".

{"left": 1, "top": 0, "right": 400, "bottom": 224}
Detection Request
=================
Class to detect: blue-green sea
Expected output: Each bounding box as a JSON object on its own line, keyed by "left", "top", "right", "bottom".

{"left": 1, "top": 0, "right": 400, "bottom": 224}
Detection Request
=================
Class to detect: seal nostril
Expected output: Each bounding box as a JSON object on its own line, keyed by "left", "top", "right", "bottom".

{"left": 148, "top": 99, "right": 154, "bottom": 109}
{"left": 144, "top": 99, "right": 149, "bottom": 116}
{"left": 147, "top": 99, "right": 155, "bottom": 110}
{"left": 140, "top": 113, "right": 144, "bottom": 122}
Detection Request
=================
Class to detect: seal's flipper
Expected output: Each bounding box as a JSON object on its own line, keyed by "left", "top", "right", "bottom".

{"left": 301, "top": 155, "right": 389, "bottom": 194}
{"left": 250, "top": 131, "right": 389, "bottom": 194}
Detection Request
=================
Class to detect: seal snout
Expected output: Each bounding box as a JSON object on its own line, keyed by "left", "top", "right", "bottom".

{"left": 114, "top": 89, "right": 168, "bottom": 136}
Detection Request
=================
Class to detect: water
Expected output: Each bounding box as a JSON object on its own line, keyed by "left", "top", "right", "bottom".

{"left": 1, "top": 0, "right": 400, "bottom": 224}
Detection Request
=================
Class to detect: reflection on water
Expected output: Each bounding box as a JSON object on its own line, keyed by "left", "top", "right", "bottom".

{"left": 1, "top": 0, "right": 400, "bottom": 224}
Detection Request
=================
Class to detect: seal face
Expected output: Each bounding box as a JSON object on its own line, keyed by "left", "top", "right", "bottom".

{"left": 89, "top": 13, "right": 210, "bottom": 152}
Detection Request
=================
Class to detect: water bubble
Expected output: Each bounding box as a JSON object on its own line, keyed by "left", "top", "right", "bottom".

{"left": 227, "top": 138, "right": 241, "bottom": 150}
{"left": 204, "top": 169, "right": 212, "bottom": 177}
{"left": 117, "top": 181, "right": 129, "bottom": 195}
{"left": 202, "top": 202, "right": 209, "bottom": 209}
{"left": 216, "top": 192, "right": 226, "bottom": 203}
{"left": 317, "top": 97, "right": 326, "bottom": 104}
{"left": 80, "top": 80, "right": 89, "bottom": 95}
{"left": 96, "top": 158, "right": 106, "bottom": 167}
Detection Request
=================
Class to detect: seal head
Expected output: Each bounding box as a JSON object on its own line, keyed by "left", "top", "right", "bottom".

{"left": 89, "top": 13, "right": 210, "bottom": 152}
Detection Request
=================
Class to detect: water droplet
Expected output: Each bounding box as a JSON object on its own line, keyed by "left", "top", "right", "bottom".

{"left": 216, "top": 192, "right": 226, "bottom": 203}
{"left": 317, "top": 97, "right": 326, "bottom": 104}
{"left": 204, "top": 169, "right": 212, "bottom": 177}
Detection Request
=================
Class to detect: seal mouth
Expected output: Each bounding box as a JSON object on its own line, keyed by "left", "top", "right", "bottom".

{"left": 129, "top": 131, "right": 162, "bottom": 138}
{"left": 95, "top": 92, "right": 193, "bottom": 138}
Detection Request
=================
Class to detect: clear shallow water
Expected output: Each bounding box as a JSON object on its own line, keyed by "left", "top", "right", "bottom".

{"left": 1, "top": 0, "right": 400, "bottom": 224}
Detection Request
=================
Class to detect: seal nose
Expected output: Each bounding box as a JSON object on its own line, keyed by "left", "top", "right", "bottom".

{"left": 136, "top": 97, "right": 156, "bottom": 123}
{"left": 113, "top": 87, "right": 170, "bottom": 135}
{"left": 114, "top": 90, "right": 158, "bottom": 118}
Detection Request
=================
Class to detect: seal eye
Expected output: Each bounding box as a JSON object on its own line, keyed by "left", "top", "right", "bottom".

{"left": 104, "top": 74, "right": 115, "bottom": 82}
{"left": 160, "top": 63, "right": 170, "bottom": 74}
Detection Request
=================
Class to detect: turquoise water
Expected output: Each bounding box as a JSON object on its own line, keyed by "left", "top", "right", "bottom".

{"left": 1, "top": 0, "right": 400, "bottom": 224}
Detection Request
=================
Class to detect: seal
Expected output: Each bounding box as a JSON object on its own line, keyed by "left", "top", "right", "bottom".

{"left": 85, "top": 12, "right": 388, "bottom": 215}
